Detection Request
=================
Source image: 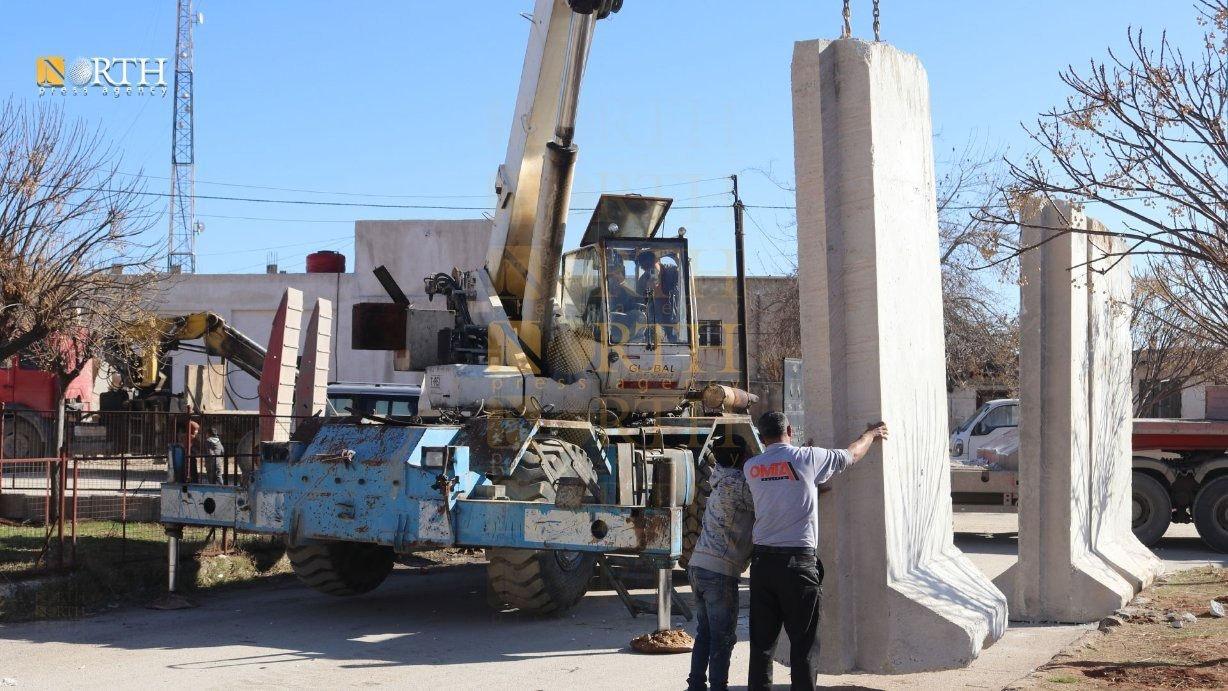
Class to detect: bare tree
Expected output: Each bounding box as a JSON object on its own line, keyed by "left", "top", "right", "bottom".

{"left": 985, "top": 1, "right": 1228, "bottom": 340}
{"left": 1132, "top": 271, "right": 1228, "bottom": 415}
{"left": 750, "top": 142, "right": 1018, "bottom": 391}
{"left": 0, "top": 101, "right": 161, "bottom": 390}
{"left": 934, "top": 141, "right": 1019, "bottom": 391}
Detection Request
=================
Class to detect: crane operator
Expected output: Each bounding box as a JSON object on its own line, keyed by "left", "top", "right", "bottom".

{"left": 594, "top": 255, "right": 643, "bottom": 344}
{"left": 635, "top": 249, "right": 682, "bottom": 341}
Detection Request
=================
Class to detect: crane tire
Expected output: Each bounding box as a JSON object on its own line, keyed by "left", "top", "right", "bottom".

{"left": 487, "top": 438, "right": 598, "bottom": 615}
{"left": 679, "top": 449, "right": 716, "bottom": 569}
{"left": 287, "top": 541, "right": 394, "bottom": 596}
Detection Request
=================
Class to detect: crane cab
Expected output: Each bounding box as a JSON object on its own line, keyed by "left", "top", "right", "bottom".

{"left": 550, "top": 195, "right": 697, "bottom": 414}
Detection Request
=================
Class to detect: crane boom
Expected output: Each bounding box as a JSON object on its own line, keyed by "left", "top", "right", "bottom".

{"left": 484, "top": 0, "right": 608, "bottom": 367}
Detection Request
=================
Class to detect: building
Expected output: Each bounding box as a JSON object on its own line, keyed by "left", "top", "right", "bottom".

{"left": 156, "top": 220, "right": 789, "bottom": 414}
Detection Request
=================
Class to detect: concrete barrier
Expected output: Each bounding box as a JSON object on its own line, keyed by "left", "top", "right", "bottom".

{"left": 994, "top": 202, "right": 1160, "bottom": 621}
{"left": 791, "top": 38, "right": 1007, "bottom": 673}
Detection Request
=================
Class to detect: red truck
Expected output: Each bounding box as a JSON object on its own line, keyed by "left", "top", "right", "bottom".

{"left": 950, "top": 399, "right": 1228, "bottom": 553}
{"left": 0, "top": 354, "right": 94, "bottom": 458}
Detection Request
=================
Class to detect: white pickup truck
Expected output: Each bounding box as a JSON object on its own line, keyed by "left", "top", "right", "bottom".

{"left": 949, "top": 398, "right": 1228, "bottom": 552}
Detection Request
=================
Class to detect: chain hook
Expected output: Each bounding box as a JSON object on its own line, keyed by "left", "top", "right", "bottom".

{"left": 841, "top": 0, "right": 851, "bottom": 39}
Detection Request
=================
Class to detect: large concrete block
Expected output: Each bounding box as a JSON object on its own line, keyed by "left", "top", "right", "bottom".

{"left": 791, "top": 38, "right": 1007, "bottom": 674}
{"left": 293, "top": 298, "right": 333, "bottom": 423}
{"left": 993, "top": 201, "right": 1158, "bottom": 622}
{"left": 1086, "top": 230, "right": 1163, "bottom": 590}
{"left": 259, "top": 288, "right": 303, "bottom": 442}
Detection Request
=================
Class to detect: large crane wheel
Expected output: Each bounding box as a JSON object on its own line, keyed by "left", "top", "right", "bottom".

{"left": 486, "top": 438, "right": 599, "bottom": 615}
{"left": 287, "top": 540, "right": 394, "bottom": 596}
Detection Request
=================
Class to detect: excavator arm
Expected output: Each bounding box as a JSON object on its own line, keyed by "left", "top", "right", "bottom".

{"left": 137, "top": 312, "right": 266, "bottom": 387}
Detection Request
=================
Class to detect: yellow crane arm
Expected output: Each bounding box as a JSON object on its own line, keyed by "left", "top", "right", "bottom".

{"left": 136, "top": 312, "right": 266, "bottom": 387}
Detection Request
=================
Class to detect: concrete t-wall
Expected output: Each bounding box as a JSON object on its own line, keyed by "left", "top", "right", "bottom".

{"left": 994, "top": 201, "right": 1159, "bottom": 622}
{"left": 791, "top": 38, "right": 1006, "bottom": 674}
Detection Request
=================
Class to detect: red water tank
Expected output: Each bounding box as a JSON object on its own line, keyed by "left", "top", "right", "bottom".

{"left": 306, "top": 250, "right": 346, "bottom": 273}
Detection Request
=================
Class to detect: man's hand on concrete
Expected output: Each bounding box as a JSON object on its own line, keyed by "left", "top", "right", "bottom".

{"left": 865, "top": 421, "right": 888, "bottom": 442}
{"left": 847, "top": 421, "right": 889, "bottom": 463}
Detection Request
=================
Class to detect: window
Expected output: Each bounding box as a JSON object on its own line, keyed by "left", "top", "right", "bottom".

{"left": 977, "top": 404, "right": 1018, "bottom": 435}
{"left": 1143, "top": 382, "right": 1182, "bottom": 419}
{"left": 389, "top": 398, "right": 418, "bottom": 417}
{"left": 559, "top": 247, "right": 601, "bottom": 339}
{"left": 698, "top": 320, "right": 724, "bottom": 347}
{"left": 604, "top": 240, "right": 690, "bottom": 346}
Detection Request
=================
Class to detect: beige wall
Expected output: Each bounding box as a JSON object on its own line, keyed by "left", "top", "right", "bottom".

{"left": 156, "top": 220, "right": 491, "bottom": 410}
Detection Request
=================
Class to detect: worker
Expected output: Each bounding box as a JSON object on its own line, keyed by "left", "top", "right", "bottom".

{"left": 605, "top": 256, "right": 640, "bottom": 315}
{"left": 634, "top": 249, "right": 681, "bottom": 341}
{"left": 182, "top": 403, "right": 201, "bottom": 479}
{"left": 204, "top": 427, "right": 225, "bottom": 484}
{"left": 686, "top": 440, "right": 754, "bottom": 691}
{"left": 743, "top": 411, "right": 888, "bottom": 691}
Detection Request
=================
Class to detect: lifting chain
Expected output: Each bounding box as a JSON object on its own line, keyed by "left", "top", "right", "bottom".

{"left": 841, "top": 0, "right": 882, "bottom": 42}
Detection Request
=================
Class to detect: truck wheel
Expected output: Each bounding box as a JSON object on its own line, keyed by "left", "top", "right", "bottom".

{"left": 487, "top": 438, "right": 598, "bottom": 615}
{"left": 1193, "top": 476, "right": 1228, "bottom": 553}
{"left": 287, "top": 541, "right": 394, "bottom": 596}
{"left": 1131, "top": 471, "right": 1172, "bottom": 547}
{"left": 2, "top": 412, "right": 46, "bottom": 459}
{"left": 680, "top": 450, "right": 715, "bottom": 569}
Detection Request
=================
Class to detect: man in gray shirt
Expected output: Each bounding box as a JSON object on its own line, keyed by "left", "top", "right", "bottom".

{"left": 743, "top": 411, "right": 887, "bottom": 691}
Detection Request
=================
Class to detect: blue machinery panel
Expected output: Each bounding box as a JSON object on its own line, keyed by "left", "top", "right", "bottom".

{"left": 161, "top": 422, "right": 682, "bottom": 558}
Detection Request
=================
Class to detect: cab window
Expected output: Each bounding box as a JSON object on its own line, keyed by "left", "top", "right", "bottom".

{"left": 606, "top": 240, "right": 689, "bottom": 346}
{"left": 977, "top": 404, "right": 1018, "bottom": 435}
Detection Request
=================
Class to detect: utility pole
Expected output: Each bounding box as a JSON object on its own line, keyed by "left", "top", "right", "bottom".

{"left": 168, "top": 0, "right": 201, "bottom": 273}
{"left": 732, "top": 175, "right": 750, "bottom": 392}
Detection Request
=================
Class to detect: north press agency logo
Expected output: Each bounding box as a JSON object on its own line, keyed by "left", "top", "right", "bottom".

{"left": 36, "top": 56, "right": 168, "bottom": 97}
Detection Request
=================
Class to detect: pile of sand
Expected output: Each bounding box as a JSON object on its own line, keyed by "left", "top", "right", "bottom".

{"left": 630, "top": 628, "right": 694, "bottom": 654}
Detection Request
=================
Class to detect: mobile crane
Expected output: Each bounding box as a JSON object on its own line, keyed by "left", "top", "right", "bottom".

{"left": 161, "top": 0, "right": 760, "bottom": 618}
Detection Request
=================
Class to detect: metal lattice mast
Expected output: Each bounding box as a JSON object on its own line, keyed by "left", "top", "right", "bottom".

{"left": 168, "top": 0, "right": 197, "bottom": 273}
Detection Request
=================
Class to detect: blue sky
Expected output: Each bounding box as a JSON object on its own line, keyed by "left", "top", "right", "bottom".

{"left": 0, "top": 1, "right": 1207, "bottom": 276}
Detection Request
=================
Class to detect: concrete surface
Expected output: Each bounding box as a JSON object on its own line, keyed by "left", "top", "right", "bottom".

{"left": 995, "top": 202, "right": 1155, "bottom": 623}
{"left": 792, "top": 37, "right": 1006, "bottom": 673}
{"left": 292, "top": 298, "right": 333, "bottom": 423}
{"left": 1085, "top": 233, "right": 1163, "bottom": 590}
{"left": 258, "top": 289, "right": 301, "bottom": 442}
{"left": 3, "top": 520, "right": 1221, "bottom": 690}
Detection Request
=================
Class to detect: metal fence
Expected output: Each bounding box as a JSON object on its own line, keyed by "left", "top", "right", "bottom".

{"left": 1, "top": 407, "right": 306, "bottom": 581}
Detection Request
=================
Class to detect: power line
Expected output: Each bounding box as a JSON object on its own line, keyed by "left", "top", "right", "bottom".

{"left": 115, "top": 171, "right": 730, "bottom": 201}
{"left": 66, "top": 184, "right": 738, "bottom": 212}
{"left": 197, "top": 213, "right": 355, "bottom": 224}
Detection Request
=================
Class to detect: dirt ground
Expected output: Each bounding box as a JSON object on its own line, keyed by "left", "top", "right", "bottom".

{"left": 1010, "top": 566, "right": 1228, "bottom": 690}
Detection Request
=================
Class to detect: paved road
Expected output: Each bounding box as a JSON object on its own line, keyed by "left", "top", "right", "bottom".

{"left": 0, "top": 517, "right": 1222, "bottom": 690}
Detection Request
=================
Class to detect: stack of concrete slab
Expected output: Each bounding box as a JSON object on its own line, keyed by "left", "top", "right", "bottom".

{"left": 994, "top": 201, "right": 1161, "bottom": 621}
{"left": 791, "top": 38, "right": 1007, "bottom": 673}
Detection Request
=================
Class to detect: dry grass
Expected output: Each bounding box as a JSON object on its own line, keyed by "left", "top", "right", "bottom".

{"left": 1013, "top": 566, "right": 1228, "bottom": 690}
{"left": 0, "top": 521, "right": 291, "bottom": 622}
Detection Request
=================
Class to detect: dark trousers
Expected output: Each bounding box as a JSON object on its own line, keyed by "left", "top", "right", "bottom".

{"left": 748, "top": 551, "right": 823, "bottom": 691}
{"left": 687, "top": 566, "right": 740, "bottom": 691}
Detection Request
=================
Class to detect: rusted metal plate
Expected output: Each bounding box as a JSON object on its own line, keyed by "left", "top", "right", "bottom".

{"left": 460, "top": 417, "right": 538, "bottom": 475}
{"left": 352, "top": 302, "right": 407, "bottom": 350}
{"left": 454, "top": 500, "right": 681, "bottom": 556}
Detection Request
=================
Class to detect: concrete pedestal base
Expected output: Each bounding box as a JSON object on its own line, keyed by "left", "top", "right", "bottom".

{"left": 993, "top": 202, "right": 1160, "bottom": 622}
{"left": 789, "top": 39, "right": 1007, "bottom": 674}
